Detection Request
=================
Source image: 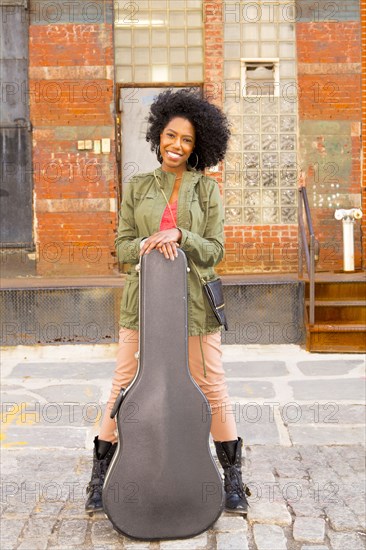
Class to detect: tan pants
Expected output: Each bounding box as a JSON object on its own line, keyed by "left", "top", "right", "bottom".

{"left": 99, "top": 328, "right": 238, "bottom": 443}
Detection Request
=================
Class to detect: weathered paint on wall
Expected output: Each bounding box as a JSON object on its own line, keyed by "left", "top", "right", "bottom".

{"left": 296, "top": 0, "right": 360, "bottom": 22}
{"left": 296, "top": 1, "right": 363, "bottom": 270}
{"left": 29, "top": 0, "right": 118, "bottom": 275}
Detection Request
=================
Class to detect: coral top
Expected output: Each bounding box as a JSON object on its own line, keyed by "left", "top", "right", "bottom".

{"left": 159, "top": 200, "right": 178, "bottom": 231}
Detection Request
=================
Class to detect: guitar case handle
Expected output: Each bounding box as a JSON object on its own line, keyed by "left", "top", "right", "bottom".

{"left": 110, "top": 387, "right": 126, "bottom": 419}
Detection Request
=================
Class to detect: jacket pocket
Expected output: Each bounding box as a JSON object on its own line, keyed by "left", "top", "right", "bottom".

{"left": 134, "top": 191, "right": 158, "bottom": 234}
{"left": 121, "top": 277, "right": 139, "bottom": 314}
{"left": 134, "top": 188, "right": 157, "bottom": 201}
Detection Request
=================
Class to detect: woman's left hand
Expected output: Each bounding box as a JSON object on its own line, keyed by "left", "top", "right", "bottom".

{"left": 140, "top": 228, "right": 182, "bottom": 261}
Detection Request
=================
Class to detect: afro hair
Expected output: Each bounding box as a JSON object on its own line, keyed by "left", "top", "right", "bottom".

{"left": 145, "top": 88, "right": 231, "bottom": 171}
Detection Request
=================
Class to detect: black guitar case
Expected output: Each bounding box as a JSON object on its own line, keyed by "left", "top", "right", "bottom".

{"left": 103, "top": 248, "right": 224, "bottom": 540}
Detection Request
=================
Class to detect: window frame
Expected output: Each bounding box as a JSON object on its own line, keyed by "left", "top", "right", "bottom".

{"left": 241, "top": 58, "right": 280, "bottom": 98}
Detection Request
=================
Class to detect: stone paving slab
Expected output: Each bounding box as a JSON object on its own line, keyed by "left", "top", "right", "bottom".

{"left": 289, "top": 379, "right": 366, "bottom": 401}
{"left": 287, "top": 425, "right": 366, "bottom": 446}
{"left": 247, "top": 501, "right": 292, "bottom": 526}
{"left": 0, "top": 519, "right": 25, "bottom": 549}
{"left": 235, "top": 411, "right": 281, "bottom": 445}
{"left": 57, "top": 518, "right": 88, "bottom": 546}
{"left": 159, "top": 533, "right": 208, "bottom": 549}
{"left": 2, "top": 391, "right": 40, "bottom": 405}
{"left": 8, "top": 362, "right": 115, "bottom": 379}
{"left": 213, "top": 516, "right": 248, "bottom": 532}
{"left": 252, "top": 524, "right": 288, "bottom": 550}
{"left": 293, "top": 517, "right": 325, "bottom": 543}
{"left": 124, "top": 542, "right": 152, "bottom": 550}
{"left": 226, "top": 380, "right": 276, "bottom": 399}
{"left": 1, "top": 396, "right": 103, "bottom": 428}
{"left": 324, "top": 503, "right": 364, "bottom": 532}
{"left": 28, "top": 384, "right": 102, "bottom": 404}
{"left": 296, "top": 360, "right": 364, "bottom": 376}
{"left": 90, "top": 519, "right": 123, "bottom": 545}
{"left": 224, "top": 361, "right": 289, "bottom": 377}
{"left": 2, "top": 426, "right": 88, "bottom": 448}
{"left": 216, "top": 531, "right": 249, "bottom": 549}
{"left": 327, "top": 530, "right": 366, "bottom": 550}
{"left": 287, "top": 404, "right": 365, "bottom": 425}
{"left": 289, "top": 499, "right": 325, "bottom": 519}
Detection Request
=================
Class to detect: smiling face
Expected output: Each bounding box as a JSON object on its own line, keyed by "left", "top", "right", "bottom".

{"left": 159, "top": 117, "right": 196, "bottom": 175}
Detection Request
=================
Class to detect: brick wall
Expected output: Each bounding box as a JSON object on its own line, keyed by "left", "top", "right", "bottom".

{"left": 29, "top": 1, "right": 118, "bottom": 276}
{"left": 296, "top": 0, "right": 363, "bottom": 271}
{"left": 27, "top": 0, "right": 363, "bottom": 277}
{"left": 203, "top": 0, "right": 225, "bottom": 194}
{"left": 218, "top": 225, "right": 298, "bottom": 274}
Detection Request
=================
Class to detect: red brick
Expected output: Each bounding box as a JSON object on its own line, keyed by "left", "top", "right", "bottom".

{"left": 29, "top": 24, "right": 114, "bottom": 67}
{"left": 298, "top": 74, "right": 361, "bottom": 120}
{"left": 297, "top": 23, "right": 361, "bottom": 63}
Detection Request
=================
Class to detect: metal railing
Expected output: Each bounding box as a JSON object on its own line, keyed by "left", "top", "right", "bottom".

{"left": 298, "top": 187, "right": 319, "bottom": 324}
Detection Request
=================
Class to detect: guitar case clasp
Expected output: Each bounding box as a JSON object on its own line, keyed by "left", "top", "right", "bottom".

{"left": 110, "top": 387, "right": 126, "bottom": 419}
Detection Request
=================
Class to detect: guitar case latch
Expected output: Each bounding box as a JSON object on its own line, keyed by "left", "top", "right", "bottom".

{"left": 110, "top": 387, "right": 126, "bottom": 419}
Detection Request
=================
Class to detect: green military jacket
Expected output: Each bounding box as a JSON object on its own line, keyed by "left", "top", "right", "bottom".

{"left": 115, "top": 166, "right": 224, "bottom": 336}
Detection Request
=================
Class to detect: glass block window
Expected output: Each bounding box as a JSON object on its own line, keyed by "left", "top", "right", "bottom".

{"left": 223, "top": 1, "right": 298, "bottom": 225}
{"left": 114, "top": 0, "right": 203, "bottom": 83}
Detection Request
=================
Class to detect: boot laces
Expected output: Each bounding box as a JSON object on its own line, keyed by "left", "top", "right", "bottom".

{"left": 87, "top": 457, "right": 108, "bottom": 494}
{"left": 226, "top": 465, "right": 251, "bottom": 498}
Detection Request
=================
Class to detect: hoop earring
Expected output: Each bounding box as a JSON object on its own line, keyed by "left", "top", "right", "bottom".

{"left": 189, "top": 151, "right": 199, "bottom": 170}
{"left": 155, "top": 145, "right": 163, "bottom": 164}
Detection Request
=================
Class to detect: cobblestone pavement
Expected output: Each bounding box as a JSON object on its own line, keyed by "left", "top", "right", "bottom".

{"left": 1, "top": 344, "right": 365, "bottom": 550}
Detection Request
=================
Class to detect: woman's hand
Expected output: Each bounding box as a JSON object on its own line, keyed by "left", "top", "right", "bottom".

{"left": 140, "top": 228, "right": 182, "bottom": 261}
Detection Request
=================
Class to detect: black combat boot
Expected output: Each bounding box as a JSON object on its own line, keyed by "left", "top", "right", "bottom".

{"left": 85, "top": 436, "right": 117, "bottom": 514}
{"left": 214, "top": 437, "right": 251, "bottom": 514}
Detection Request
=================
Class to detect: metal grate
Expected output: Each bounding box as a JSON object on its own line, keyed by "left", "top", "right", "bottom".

{"left": 1, "top": 282, "right": 305, "bottom": 346}
{"left": 222, "top": 281, "right": 305, "bottom": 344}
{"left": 1, "top": 288, "right": 123, "bottom": 346}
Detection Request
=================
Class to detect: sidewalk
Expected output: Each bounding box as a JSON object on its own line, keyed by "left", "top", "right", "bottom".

{"left": 1, "top": 343, "right": 365, "bottom": 550}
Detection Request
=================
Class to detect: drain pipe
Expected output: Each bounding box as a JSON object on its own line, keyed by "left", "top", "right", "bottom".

{"left": 334, "top": 208, "right": 363, "bottom": 271}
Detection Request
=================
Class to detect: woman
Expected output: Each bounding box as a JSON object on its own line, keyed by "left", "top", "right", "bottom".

{"left": 85, "top": 89, "right": 250, "bottom": 517}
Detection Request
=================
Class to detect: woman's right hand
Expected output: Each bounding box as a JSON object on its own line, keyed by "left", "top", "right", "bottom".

{"left": 140, "top": 228, "right": 182, "bottom": 261}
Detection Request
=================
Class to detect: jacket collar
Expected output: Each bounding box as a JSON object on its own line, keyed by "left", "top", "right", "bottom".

{"left": 155, "top": 166, "right": 201, "bottom": 188}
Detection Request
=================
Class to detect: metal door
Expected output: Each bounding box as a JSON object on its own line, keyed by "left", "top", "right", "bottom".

{"left": 0, "top": 0, "right": 33, "bottom": 246}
